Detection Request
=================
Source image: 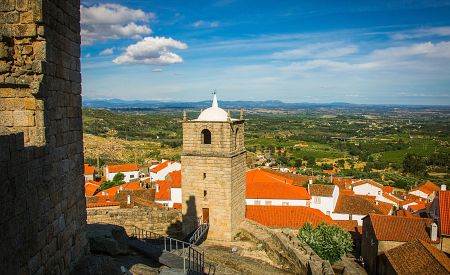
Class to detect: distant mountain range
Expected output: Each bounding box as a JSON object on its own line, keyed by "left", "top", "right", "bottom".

{"left": 82, "top": 98, "right": 449, "bottom": 110}
{"left": 83, "top": 98, "right": 362, "bottom": 109}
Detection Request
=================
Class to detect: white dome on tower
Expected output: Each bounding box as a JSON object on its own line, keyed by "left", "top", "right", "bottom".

{"left": 196, "top": 93, "right": 228, "bottom": 121}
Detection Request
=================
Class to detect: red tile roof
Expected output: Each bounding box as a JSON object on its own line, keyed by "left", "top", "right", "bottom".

{"left": 382, "top": 186, "right": 394, "bottom": 194}
{"left": 409, "top": 202, "right": 427, "bottom": 212}
{"left": 155, "top": 180, "right": 172, "bottom": 200}
{"left": 247, "top": 168, "right": 294, "bottom": 185}
{"left": 384, "top": 240, "right": 450, "bottom": 275}
{"left": 85, "top": 182, "right": 99, "bottom": 196}
{"left": 367, "top": 214, "right": 437, "bottom": 243}
{"left": 332, "top": 177, "right": 355, "bottom": 190}
{"left": 167, "top": 170, "right": 181, "bottom": 188}
{"left": 246, "top": 205, "right": 332, "bottom": 228}
{"left": 410, "top": 181, "right": 440, "bottom": 195}
{"left": 86, "top": 202, "right": 121, "bottom": 208}
{"left": 95, "top": 182, "right": 143, "bottom": 198}
{"left": 339, "top": 189, "right": 355, "bottom": 195}
{"left": 308, "top": 184, "right": 336, "bottom": 197}
{"left": 396, "top": 209, "right": 414, "bottom": 218}
{"left": 334, "top": 194, "right": 388, "bottom": 215}
{"left": 108, "top": 163, "right": 139, "bottom": 173}
{"left": 84, "top": 164, "right": 95, "bottom": 175}
{"left": 382, "top": 192, "right": 402, "bottom": 204}
{"left": 352, "top": 179, "right": 384, "bottom": 189}
{"left": 439, "top": 190, "right": 450, "bottom": 236}
{"left": 173, "top": 203, "right": 182, "bottom": 209}
{"left": 259, "top": 168, "right": 314, "bottom": 186}
{"left": 323, "top": 169, "right": 336, "bottom": 175}
{"left": 246, "top": 170, "right": 310, "bottom": 200}
{"left": 335, "top": 220, "right": 359, "bottom": 232}
{"left": 150, "top": 161, "right": 170, "bottom": 173}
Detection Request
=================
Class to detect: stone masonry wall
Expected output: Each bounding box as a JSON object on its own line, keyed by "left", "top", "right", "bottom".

{"left": 182, "top": 119, "right": 246, "bottom": 241}
{"left": 0, "top": 1, "right": 88, "bottom": 274}
{"left": 86, "top": 206, "right": 183, "bottom": 238}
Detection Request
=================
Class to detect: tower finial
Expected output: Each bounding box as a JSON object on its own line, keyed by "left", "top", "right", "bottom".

{"left": 183, "top": 110, "right": 187, "bottom": 122}
{"left": 240, "top": 109, "right": 244, "bottom": 120}
{"left": 212, "top": 89, "right": 218, "bottom": 108}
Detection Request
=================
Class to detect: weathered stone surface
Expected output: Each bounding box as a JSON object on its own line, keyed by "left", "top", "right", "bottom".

{"left": 71, "top": 255, "right": 122, "bottom": 275}
{"left": 1, "top": 1, "right": 88, "bottom": 274}
{"left": 129, "top": 264, "right": 160, "bottom": 275}
{"left": 87, "top": 224, "right": 129, "bottom": 256}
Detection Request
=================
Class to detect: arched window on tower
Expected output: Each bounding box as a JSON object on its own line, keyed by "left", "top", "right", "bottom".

{"left": 201, "top": 129, "right": 211, "bottom": 144}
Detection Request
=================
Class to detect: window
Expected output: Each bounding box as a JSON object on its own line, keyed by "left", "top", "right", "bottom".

{"left": 203, "top": 173, "right": 206, "bottom": 180}
{"left": 254, "top": 200, "right": 261, "bottom": 205}
{"left": 326, "top": 211, "right": 331, "bottom": 216}
{"left": 130, "top": 175, "right": 135, "bottom": 178}
{"left": 201, "top": 129, "right": 211, "bottom": 144}
{"left": 378, "top": 191, "right": 381, "bottom": 195}
{"left": 235, "top": 128, "right": 239, "bottom": 149}
{"left": 282, "top": 202, "right": 289, "bottom": 206}
{"left": 313, "top": 196, "right": 321, "bottom": 204}
{"left": 203, "top": 190, "right": 207, "bottom": 198}
{"left": 265, "top": 200, "right": 272, "bottom": 206}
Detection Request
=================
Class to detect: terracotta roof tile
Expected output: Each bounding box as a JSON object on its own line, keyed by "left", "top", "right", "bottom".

{"left": 167, "top": 170, "right": 181, "bottom": 188}
{"left": 396, "top": 209, "right": 414, "bottom": 217}
{"left": 155, "top": 180, "right": 172, "bottom": 200}
{"left": 86, "top": 202, "right": 121, "bottom": 208}
{"left": 173, "top": 203, "right": 182, "bottom": 209}
{"left": 382, "top": 192, "right": 402, "bottom": 204}
{"left": 368, "top": 214, "right": 436, "bottom": 243}
{"left": 439, "top": 190, "right": 450, "bottom": 236}
{"left": 84, "top": 164, "right": 95, "bottom": 175}
{"left": 410, "top": 181, "right": 440, "bottom": 195}
{"left": 259, "top": 168, "right": 314, "bottom": 185}
{"left": 352, "top": 179, "right": 384, "bottom": 189}
{"left": 246, "top": 169, "right": 310, "bottom": 200}
{"left": 339, "top": 189, "right": 355, "bottom": 195}
{"left": 108, "top": 163, "right": 139, "bottom": 173}
{"left": 308, "top": 184, "right": 336, "bottom": 197}
{"left": 332, "top": 177, "right": 355, "bottom": 190}
{"left": 323, "top": 169, "right": 336, "bottom": 175}
{"left": 246, "top": 205, "right": 332, "bottom": 228}
{"left": 382, "top": 186, "right": 394, "bottom": 193}
{"left": 384, "top": 239, "right": 450, "bottom": 275}
{"left": 409, "top": 202, "right": 427, "bottom": 212}
{"left": 334, "top": 220, "right": 359, "bottom": 232}
{"left": 85, "top": 182, "right": 99, "bottom": 196}
{"left": 150, "top": 161, "right": 170, "bottom": 173}
{"left": 334, "top": 195, "right": 385, "bottom": 215}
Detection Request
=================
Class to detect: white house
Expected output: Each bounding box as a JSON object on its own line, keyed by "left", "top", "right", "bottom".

{"left": 105, "top": 164, "right": 140, "bottom": 183}
{"left": 154, "top": 170, "right": 182, "bottom": 208}
{"left": 308, "top": 184, "right": 339, "bottom": 215}
{"left": 245, "top": 169, "right": 311, "bottom": 206}
{"left": 149, "top": 160, "right": 181, "bottom": 182}
{"left": 84, "top": 164, "right": 95, "bottom": 181}
{"left": 352, "top": 179, "right": 383, "bottom": 198}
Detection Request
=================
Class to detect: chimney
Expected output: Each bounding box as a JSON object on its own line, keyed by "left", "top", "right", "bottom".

{"left": 156, "top": 184, "right": 159, "bottom": 192}
{"left": 308, "top": 178, "right": 313, "bottom": 185}
{"left": 431, "top": 222, "right": 438, "bottom": 242}
{"left": 127, "top": 195, "right": 131, "bottom": 205}
{"left": 375, "top": 201, "right": 379, "bottom": 205}
{"left": 441, "top": 184, "right": 447, "bottom": 191}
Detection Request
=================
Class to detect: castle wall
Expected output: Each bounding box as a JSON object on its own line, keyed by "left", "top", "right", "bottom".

{"left": 0, "top": 1, "right": 88, "bottom": 274}
{"left": 87, "top": 207, "right": 183, "bottom": 238}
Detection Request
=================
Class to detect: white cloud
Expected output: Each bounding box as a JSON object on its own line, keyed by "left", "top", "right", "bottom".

{"left": 113, "top": 37, "right": 188, "bottom": 65}
{"left": 392, "top": 26, "right": 450, "bottom": 40}
{"left": 272, "top": 43, "right": 358, "bottom": 59}
{"left": 192, "top": 20, "right": 220, "bottom": 28}
{"left": 81, "top": 4, "right": 154, "bottom": 45}
{"left": 99, "top": 48, "right": 114, "bottom": 56}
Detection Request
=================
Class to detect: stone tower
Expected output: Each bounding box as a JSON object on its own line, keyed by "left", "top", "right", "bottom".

{"left": 181, "top": 94, "right": 246, "bottom": 241}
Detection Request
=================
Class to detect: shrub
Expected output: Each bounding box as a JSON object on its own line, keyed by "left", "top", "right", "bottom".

{"left": 298, "top": 223, "right": 353, "bottom": 264}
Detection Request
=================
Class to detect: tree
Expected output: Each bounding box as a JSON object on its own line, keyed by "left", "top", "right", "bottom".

{"left": 337, "top": 159, "right": 345, "bottom": 168}
{"left": 298, "top": 223, "right": 353, "bottom": 264}
{"left": 403, "top": 153, "right": 427, "bottom": 176}
{"left": 305, "top": 156, "right": 316, "bottom": 167}
{"left": 99, "top": 172, "right": 125, "bottom": 191}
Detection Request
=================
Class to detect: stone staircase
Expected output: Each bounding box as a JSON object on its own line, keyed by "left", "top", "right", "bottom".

{"left": 129, "top": 225, "right": 215, "bottom": 274}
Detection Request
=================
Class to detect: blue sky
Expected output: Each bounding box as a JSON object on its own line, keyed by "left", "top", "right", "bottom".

{"left": 80, "top": 0, "right": 450, "bottom": 105}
